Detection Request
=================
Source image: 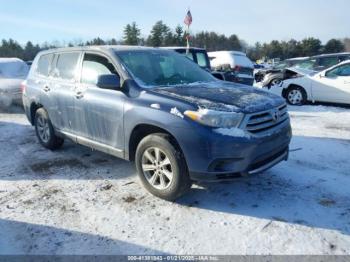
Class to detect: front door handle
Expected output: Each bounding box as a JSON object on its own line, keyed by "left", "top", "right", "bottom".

{"left": 75, "top": 91, "right": 84, "bottom": 99}
{"left": 43, "top": 86, "right": 50, "bottom": 92}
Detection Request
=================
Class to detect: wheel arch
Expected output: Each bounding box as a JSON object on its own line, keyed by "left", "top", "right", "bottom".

{"left": 29, "top": 102, "right": 43, "bottom": 125}
{"left": 127, "top": 123, "right": 184, "bottom": 162}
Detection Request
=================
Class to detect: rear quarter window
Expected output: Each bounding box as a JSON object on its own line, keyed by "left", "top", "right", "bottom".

{"left": 36, "top": 54, "right": 54, "bottom": 76}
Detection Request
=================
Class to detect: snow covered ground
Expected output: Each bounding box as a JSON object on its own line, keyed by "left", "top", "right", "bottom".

{"left": 0, "top": 104, "right": 350, "bottom": 255}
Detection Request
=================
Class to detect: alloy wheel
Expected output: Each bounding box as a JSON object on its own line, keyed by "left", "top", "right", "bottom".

{"left": 37, "top": 115, "right": 50, "bottom": 143}
{"left": 141, "top": 147, "right": 173, "bottom": 190}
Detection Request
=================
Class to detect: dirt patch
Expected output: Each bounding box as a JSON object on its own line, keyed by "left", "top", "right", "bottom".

{"left": 30, "top": 159, "right": 86, "bottom": 174}
{"left": 92, "top": 158, "right": 109, "bottom": 164}
{"left": 123, "top": 196, "right": 137, "bottom": 203}
{"left": 293, "top": 159, "right": 325, "bottom": 171}
{"left": 100, "top": 184, "right": 113, "bottom": 191}
{"left": 319, "top": 198, "right": 336, "bottom": 207}
{"left": 325, "top": 125, "right": 350, "bottom": 132}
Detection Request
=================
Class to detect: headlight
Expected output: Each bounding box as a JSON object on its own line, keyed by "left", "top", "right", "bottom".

{"left": 184, "top": 109, "right": 244, "bottom": 128}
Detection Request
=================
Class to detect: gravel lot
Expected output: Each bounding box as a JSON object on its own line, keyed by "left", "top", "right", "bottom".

{"left": 0, "top": 104, "right": 349, "bottom": 255}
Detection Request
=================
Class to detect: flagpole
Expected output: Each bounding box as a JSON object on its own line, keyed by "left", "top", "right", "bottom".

{"left": 184, "top": 8, "right": 191, "bottom": 55}
{"left": 186, "top": 24, "right": 190, "bottom": 54}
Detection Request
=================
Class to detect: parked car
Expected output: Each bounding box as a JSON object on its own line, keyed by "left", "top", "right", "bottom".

{"left": 256, "top": 57, "right": 310, "bottom": 87}
{"left": 162, "top": 47, "right": 211, "bottom": 71}
{"left": 302, "top": 52, "right": 350, "bottom": 71}
{"left": 266, "top": 60, "right": 350, "bottom": 105}
{"left": 208, "top": 51, "right": 255, "bottom": 86}
{"left": 23, "top": 46, "right": 292, "bottom": 200}
{"left": 257, "top": 53, "right": 350, "bottom": 88}
{"left": 163, "top": 47, "right": 236, "bottom": 83}
{"left": 0, "top": 58, "right": 29, "bottom": 107}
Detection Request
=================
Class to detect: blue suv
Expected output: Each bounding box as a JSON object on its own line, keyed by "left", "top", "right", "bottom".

{"left": 22, "top": 46, "right": 292, "bottom": 200}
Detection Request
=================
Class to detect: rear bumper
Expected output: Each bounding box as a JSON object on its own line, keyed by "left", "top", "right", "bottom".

{"left": 0, "top": 89, "right": 22, "bottom": 106}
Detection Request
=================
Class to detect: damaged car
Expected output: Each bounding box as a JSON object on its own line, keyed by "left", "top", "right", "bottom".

{"left": 23, "top": 46, "right": 292, "bottom": 200}
{"left": 255, "top": 57, "right": 310, "bottom": 87}
{"left": 265, "top": 61, "right": 350, "bottom": 105}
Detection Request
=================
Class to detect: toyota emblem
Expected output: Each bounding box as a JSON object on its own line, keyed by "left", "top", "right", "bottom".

{"left": 272, "top": 110, "right": 279, "bottom": 122}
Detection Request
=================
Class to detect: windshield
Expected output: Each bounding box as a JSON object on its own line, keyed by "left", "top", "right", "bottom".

{"left": 294, "top": 59, "right": 315, "bottom": 70}
{"left": 274, "top": 62, "right": 288, "bottom": 70}
{"left": 116, "top": 50, "right": 216, "bottom": 87}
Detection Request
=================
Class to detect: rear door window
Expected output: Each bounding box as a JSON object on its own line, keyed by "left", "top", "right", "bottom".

{"left": 36, "top": 54, "right": 54, "bottom": 76}
{"left": 54, "top": 52, "right": 80, "bottom": 81}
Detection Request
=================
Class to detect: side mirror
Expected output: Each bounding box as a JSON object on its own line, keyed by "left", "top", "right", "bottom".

{"left": 97, "top": 74, "right": 121, "bottom": 90}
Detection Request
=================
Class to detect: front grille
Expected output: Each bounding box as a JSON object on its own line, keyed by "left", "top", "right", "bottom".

{"left": 242, "top": 104, "right": 289, "bottom": 134}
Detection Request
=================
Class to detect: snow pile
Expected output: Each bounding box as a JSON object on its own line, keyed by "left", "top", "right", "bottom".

{"left": 170, "top": 107, "right": 184, "bottom": 118}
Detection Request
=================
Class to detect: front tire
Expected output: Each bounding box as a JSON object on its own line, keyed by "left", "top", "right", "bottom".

{"left": 285, "top": 85, "right": 307, "bottom": 105}
{"left": 34, "top": 108, "right": 64, "bottom": 150}
{"left": 135, "top": 133, "right": 191, "bottom": 201}
{"left": 268, "top": 78, "right": 282, "bottom": 87}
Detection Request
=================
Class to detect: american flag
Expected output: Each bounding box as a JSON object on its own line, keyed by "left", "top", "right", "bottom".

{"left": 184, "top": 10, "right": 192, "bottom": 26}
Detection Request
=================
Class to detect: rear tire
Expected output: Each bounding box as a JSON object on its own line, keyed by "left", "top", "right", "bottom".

{"left": 135, "top": 133, "right": 191, "bottom": 201}
{"left": 34, "top": 108, "right": 64, "bottom": 150}
{"left": 285, "top": 85, "right": 307, "bottom": 105}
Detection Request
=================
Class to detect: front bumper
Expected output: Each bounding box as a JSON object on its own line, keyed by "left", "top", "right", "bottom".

{"left": 176, "top": 120, "right": 292, "bottom": 181}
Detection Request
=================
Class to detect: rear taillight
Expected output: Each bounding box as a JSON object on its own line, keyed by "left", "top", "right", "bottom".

{"left": 20, "top": 81, "right": 27, "bottom": 94}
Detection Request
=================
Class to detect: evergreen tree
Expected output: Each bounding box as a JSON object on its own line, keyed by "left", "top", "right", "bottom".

{"left": 299, "top": 37, "right": 322, "bottom": 56}
{"left": 23, "top": 41, "right": 41, "bottom": 61}
{"left": 0, "top": 39, "right": 24, "bottom": 58}
{"left": 86, "top": 37, "right": 106, "bottom": 46}
{"left": 228, "top": 34, "right": 242, "bottom": 51}
{"left": 324, "top": 39, "right": 345, "bottom": 53}
{"left": 147, "top": 21, "right": 170, "bottom": 47}
{"left": 123, "top": 22, "right": 140, "bottom": 45}
{"left": 174, "top": 25, "right": 185, "bottom": 46}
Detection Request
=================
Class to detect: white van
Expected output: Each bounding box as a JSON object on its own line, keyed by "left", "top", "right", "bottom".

{"left": 208, "top": 51, "right": 254, "bottom": 86}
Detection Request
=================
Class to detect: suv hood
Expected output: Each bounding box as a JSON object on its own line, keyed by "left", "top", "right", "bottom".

{"left": 150, "top": 82, "right": 284, "bottom": 114}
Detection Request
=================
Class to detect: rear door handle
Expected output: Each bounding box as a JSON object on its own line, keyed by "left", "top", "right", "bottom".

{"left": 43, "top": 86, "right": 50, "bottom": 92}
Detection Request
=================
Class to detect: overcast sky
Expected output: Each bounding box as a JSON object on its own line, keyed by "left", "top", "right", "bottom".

{"left": 0, "top": 0, "right": 349, "bottom": 45}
